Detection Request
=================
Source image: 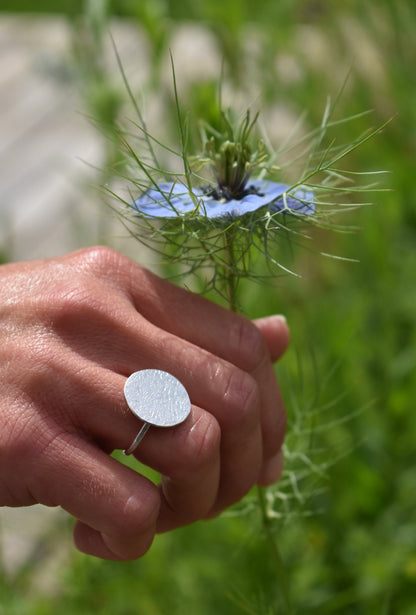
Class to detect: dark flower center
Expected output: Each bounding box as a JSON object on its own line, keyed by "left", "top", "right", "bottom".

{"left": 202, "top": 183, "right": 264, "bottom": 202}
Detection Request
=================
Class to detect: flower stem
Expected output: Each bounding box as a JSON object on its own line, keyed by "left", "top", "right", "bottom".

{"left": 224, "top": 225, "right": 240, "bottom": 313}
{"left": 257, "top": 485, "right": 294, "bottom": 614}
{"left": 223, "top": 230, "right": 293, "bottom": 614}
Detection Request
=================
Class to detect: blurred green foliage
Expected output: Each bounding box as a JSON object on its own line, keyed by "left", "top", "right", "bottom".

{"left": 1, "top": 0, "right": 415, "bottom": 613}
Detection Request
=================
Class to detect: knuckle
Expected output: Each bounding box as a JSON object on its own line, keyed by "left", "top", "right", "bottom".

{"left": 102, "top": 489, "right": 159, "bottom": 560}
{"left": 230, "top": 318, "right": 268, "bottom": 373}
{"left": 74, "top": 245, "right": 126, "bottom": 276}
{"left": 24, "top": 430, "right": 76, "bottom": 507}
{"left": 221, "top": 367, "right": 260, "bottom": 430}
{"left": 45, "top": 279, "right": 117, "bottom": 332}
{"left": 47, "top": 281, "right": 98, "bottom": 316}
{"left": 172, "top": 413, "right": 221, "bottom": 480}
{"left": 120, "top": 490, "right": 160, "bottom": 536}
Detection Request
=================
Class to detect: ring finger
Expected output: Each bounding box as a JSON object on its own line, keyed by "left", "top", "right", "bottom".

{"left": 34, "top": 352, "right": 223, "bottom": 526}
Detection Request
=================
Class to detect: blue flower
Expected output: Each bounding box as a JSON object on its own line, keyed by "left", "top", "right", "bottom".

{"left": 132, "top": 179, "right": 314, "bottom": 219}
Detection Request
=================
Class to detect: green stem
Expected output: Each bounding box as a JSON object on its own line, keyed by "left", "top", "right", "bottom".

{"left": 224, "top": 225, "right": 239, "bottom": 313}
{"left": 257, "top": 486, "right": 294, "bottom": 614}
{"left": 223, "top": 228, "right": 293, "bottom": 614}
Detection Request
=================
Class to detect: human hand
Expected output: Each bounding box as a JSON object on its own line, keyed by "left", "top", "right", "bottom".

{"left": 0, "top": 246, "right": 289, "bottom": 560}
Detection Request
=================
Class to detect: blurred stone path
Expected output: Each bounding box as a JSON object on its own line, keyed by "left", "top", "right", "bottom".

{"left": 0, "top": 14, "right": 100, "bottom": 582}
{"left": 0, "top": 14, "right": 154, "bottom": 263}
{"left": 0, "top": 15, "right": 99, "bottom": 261}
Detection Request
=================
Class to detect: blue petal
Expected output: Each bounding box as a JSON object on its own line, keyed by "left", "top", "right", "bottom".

{"left": 132, "top": 180, "right": 314, "bottom": 219}
{"left": 132, "top": 182, "right": 202, "bottom": 218}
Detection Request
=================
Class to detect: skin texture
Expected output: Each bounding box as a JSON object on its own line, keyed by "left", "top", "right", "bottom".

{"left": 0, "top": 246, "right": 289, "bottom": 560}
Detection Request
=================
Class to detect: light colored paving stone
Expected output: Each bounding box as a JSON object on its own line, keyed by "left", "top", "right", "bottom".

{"left": 0, "top": 505, "right": 69, "bottom": 578}
{"left": 0, "top": 16, "right": 97, "bottom": 260}
{"left": 0, "top": 14, "right": 154, "bottom": 262}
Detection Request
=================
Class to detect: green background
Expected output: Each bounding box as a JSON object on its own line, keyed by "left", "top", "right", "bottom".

{"left": 0, "top": 1, "right": 415, "bottom": 613}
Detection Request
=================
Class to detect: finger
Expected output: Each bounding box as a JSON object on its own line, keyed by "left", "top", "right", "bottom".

{"left": 125, "top": 266, "right": 277, "bottom": 369}
{"left": 115, "top": 407, "right": 223, "bottom": 531}
{"left": 253, "top": 315, "right": 290, "bottom": 362}
{"left": 64, "top": 247, "right": 289, "bottom": 373}
{"left": 26, "top": 432, "right": 160, "bottom": 561}
{"left": 257, "top": 449, "right": 284, "bottom": 486}
{"left": 249, "top": 339, "right": 287, "bottom": 461}
{"left": 253, "top": 314, "right": 289, "bottom": 467}
{"left": 149, "top": 409, "right": 222, "bottom": 532}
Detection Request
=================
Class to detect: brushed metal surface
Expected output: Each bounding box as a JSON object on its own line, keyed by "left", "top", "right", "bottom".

{"left": 124, "top": 369, "right": 191, "bottom": 427}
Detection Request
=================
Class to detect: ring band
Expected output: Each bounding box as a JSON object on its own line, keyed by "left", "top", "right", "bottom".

{"left": 124, "top": 423, "right": 150, "bottom": 456}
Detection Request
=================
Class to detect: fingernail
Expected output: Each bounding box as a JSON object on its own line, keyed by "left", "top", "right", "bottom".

{"left": 260, "top": 314, "right": 288, "bottom": 328}
{"left": 273, "top": 314, "right": 288, "bottom": 328}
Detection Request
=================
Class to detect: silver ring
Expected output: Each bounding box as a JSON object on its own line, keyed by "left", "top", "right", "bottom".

{"left": 123, "top": 369, "right": 191, "bottom": 456}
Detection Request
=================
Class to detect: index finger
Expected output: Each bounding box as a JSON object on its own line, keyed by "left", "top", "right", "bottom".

{"left": 125, "top": 266, "right": 284, "bottom": 370}
{"left": 28, "top": 433, "right": 160, "bottom": 561}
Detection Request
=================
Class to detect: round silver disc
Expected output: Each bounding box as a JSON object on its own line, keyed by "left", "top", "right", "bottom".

{"left": 124, "top": 370, "right": 191, "bottom": 427}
